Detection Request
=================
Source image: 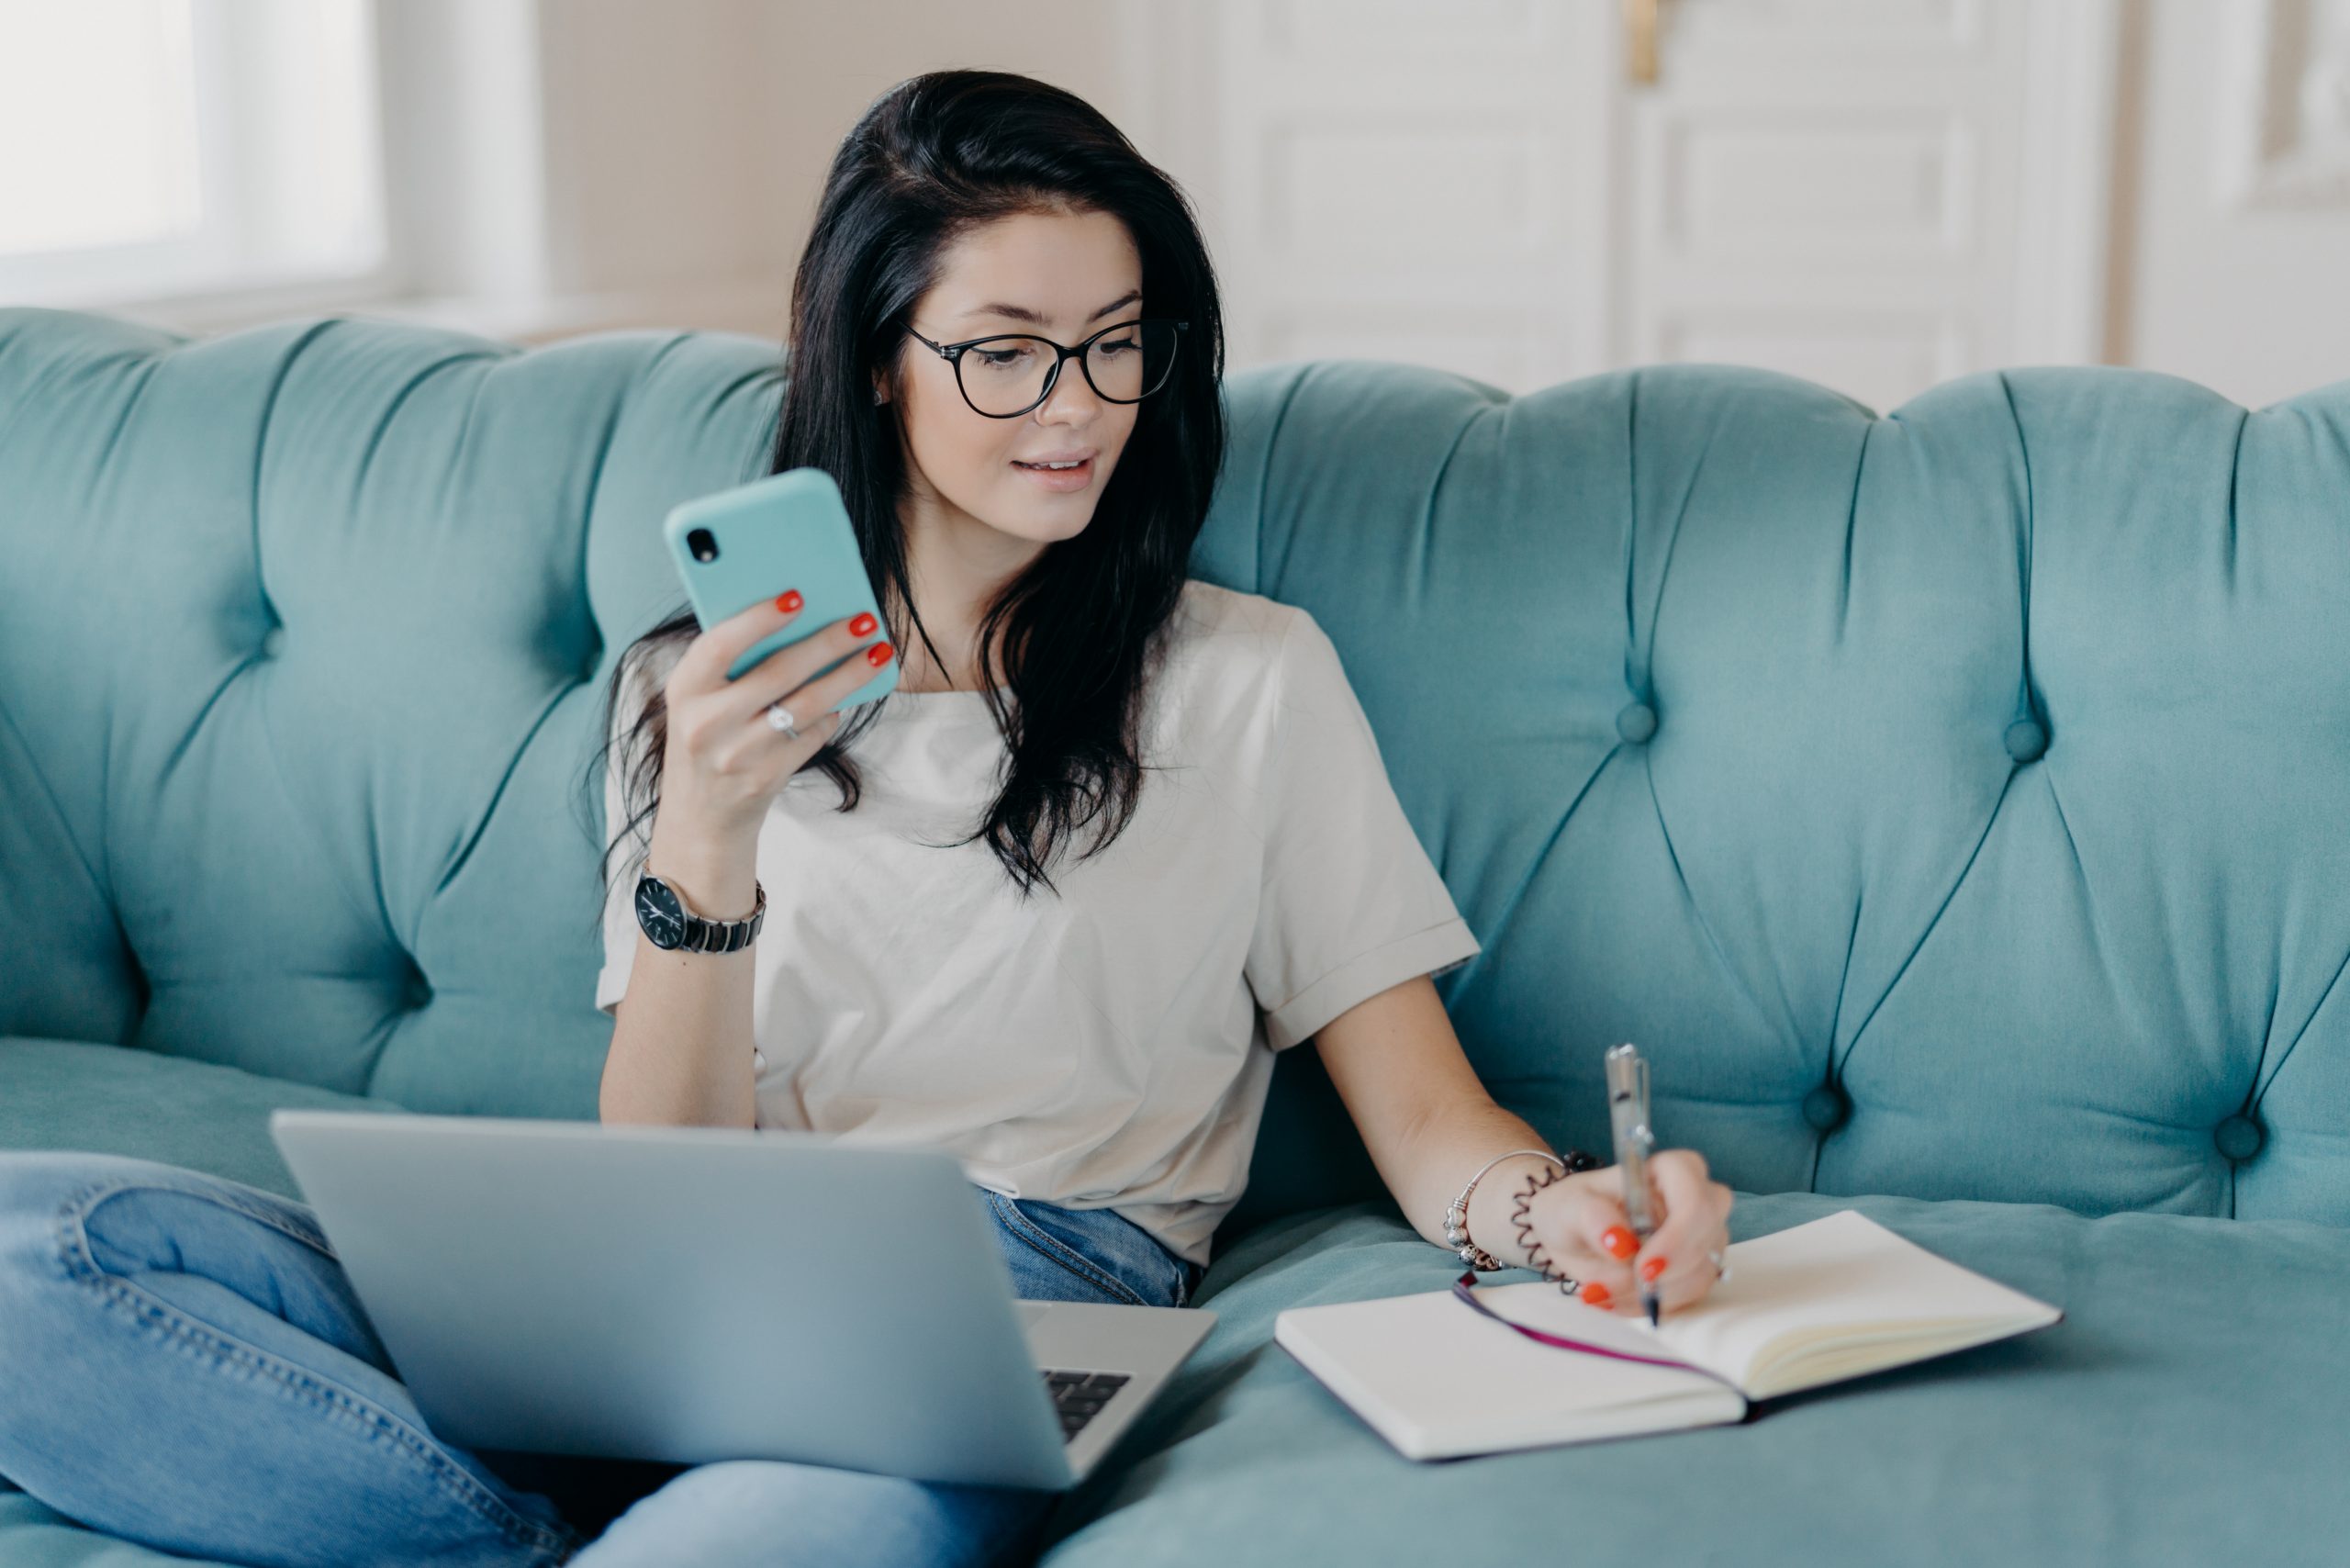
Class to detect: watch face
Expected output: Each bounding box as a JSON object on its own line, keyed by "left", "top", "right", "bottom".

{"left": 634, "top": 876, "right": 688, "bottom": 950}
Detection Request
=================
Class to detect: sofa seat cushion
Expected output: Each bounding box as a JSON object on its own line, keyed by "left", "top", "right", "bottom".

{"left": 0, "top": 1037, "right": 397, "bottom": 1202}
{"left": 1036, "top": 1190, "right": 2350, "bottom": 1566}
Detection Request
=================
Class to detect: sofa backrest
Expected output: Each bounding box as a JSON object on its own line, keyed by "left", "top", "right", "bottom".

{"left": 0, "top": 308, "right": 776, "bottom": 1116}
{"left": 1215, "top": 354, "right": 2350, "bottom": 1241}
{"left": 5, "top": 307, "right": 2346, "bottom": 1249}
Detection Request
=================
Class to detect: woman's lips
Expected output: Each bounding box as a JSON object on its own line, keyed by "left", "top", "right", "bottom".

{"left": 1011, "top": 455, "right": 1094, "bottom": 490}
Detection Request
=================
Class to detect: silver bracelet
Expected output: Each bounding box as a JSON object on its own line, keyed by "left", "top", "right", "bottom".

{"left": 1443, "top": 1148, "right": 1565, "bottom": 1271}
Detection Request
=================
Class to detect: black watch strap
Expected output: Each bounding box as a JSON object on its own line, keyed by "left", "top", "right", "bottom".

{"left": 682, "top": 890, "right": 763, "bottom": 952}
{"left": 635, "top": 872, "right": 767, "bottom": 954}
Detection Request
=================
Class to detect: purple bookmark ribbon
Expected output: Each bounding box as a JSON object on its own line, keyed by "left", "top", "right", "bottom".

{"left": 1450, "top": 1270, "right": 1740, "bottom": 1388}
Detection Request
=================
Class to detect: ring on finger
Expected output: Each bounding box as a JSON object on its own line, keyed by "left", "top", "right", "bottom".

{"left": 764, "top": 701, "right": 799, "bottom": 738}
{"left": 1707, "top": 1246, "right": 1730, "bottom": 1282}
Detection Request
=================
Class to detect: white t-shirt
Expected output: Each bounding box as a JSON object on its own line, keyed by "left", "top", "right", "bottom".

{"left": 597, "top": 579, "right": 1481, "bottom": 1268}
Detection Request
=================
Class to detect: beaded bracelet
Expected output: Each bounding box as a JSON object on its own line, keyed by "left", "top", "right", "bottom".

{"left": 1510, "top": 1148, "right": 1606, "bottom": 1293}
{"left": 1442, "top": 1146, "right": 1605, "bottom": 1274}
{"left": 1443, "top": 1148, "right": 1562, "bottom": 1271}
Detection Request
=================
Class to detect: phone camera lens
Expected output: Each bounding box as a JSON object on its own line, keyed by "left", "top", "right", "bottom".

{"left": 686, "top": 528, "right": 719, "bottom": 564}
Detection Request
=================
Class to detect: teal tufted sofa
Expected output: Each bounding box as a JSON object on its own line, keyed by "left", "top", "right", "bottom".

{"left": 5, "top": 303, "right": 2349, "bottom": 1566}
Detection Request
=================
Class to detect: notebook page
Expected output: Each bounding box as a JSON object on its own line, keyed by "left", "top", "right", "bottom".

{"left": 1637, "top": 1210, "right": 2061, "bottom": 1396}
{"left": 1274, "top": 1282, "right": 1744, "bottom": 1460}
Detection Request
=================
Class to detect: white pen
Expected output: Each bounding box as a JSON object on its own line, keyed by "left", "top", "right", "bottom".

{"left": 1605, "top": 1042, "right": 1662, "bottom": 1327}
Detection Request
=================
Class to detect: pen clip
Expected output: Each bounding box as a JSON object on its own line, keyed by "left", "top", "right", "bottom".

{"left": 1605, "top": 1043, "right": 1655, "bottom": 1236}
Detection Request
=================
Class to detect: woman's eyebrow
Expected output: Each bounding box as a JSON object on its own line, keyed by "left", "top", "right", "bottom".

{"left": 960, "top": 288, "right": 1142, "bottom": 327}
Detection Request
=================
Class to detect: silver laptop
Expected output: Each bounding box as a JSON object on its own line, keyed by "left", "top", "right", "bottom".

{"left": 267, "top": 1110, "right": 1214, "bottom": 1491}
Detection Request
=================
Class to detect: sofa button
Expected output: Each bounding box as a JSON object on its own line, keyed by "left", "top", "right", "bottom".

{"left": 2004, "top": 718, "right": 2047, "bottom": 763}
{"left": 398, "top": 962, "right": 431, "bottom": 1012}
{"left": 2213, "top": 1113, "right": 2265, "bottom": 1161}
{"left": 1617, "top": 700, "right": 1658, "bottom": 745}
{"left": 1801, "top": 1082, "right": 1850, "bottom": 1133}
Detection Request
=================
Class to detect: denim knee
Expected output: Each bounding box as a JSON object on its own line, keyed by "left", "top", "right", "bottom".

{"left": 0, "top": 1149, "right": 580, "bottom": 1568}
{"left": 0, "top": 1149, "right": 278, "bottom": 1314}
{"left": 0, "top": 1153, "right": 234, "bottom": 1389}
{"left": 0, "top": 1150, "right": 241, "bottom": 1227}
{"left": 0, "top": 1154, "right": 171, "bottom": 1467}
{"left": 0, "top": 1149, "right": 159, "bottom": 1300}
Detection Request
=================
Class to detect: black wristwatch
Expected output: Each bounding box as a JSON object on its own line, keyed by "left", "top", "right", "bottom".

{"left": 633, "top": 871, "right": 767, "bottom": 953}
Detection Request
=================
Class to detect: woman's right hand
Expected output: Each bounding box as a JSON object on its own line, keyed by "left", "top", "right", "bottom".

{"left": 657, "top": 590, "right": 895, "bottom": 846}
{"left": 1514, "top": 1149, "right": 1733, "bottom": 1316}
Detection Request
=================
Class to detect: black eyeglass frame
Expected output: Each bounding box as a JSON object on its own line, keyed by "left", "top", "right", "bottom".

{"left": 903, "top": 319, "right": 1191, "bottom": 419}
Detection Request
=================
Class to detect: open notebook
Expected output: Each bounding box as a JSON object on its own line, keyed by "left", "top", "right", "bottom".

{"left": 1273, "top": 1209, "right": 2063, "bottom": 1460}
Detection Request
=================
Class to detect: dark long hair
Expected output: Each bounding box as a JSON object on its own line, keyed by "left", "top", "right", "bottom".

{"left": 588, "top": 69, "right": 1226, "bottom": 930}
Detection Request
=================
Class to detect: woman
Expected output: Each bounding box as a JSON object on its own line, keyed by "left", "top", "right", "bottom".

{"left": 0, "top": 70, "right": 1733, "bottom": 1568}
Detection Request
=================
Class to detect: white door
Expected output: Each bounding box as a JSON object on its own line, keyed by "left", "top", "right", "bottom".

{"left": 1119, "top": 0, "right": 2121, "bottom": 415}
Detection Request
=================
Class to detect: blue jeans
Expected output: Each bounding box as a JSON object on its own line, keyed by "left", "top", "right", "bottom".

{"left": 0, "top": 1150, "right": 1205, "bottom": 1568}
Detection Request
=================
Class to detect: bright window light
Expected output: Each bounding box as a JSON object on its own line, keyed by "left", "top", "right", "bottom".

{"left": 0, "top": 0, "right": 201, "bottom": 253}
{"left": 0, "top": 0, "right": 384, "bottom": 306}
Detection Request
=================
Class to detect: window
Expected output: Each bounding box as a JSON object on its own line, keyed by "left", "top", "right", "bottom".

{"left": 0, "top": 0, "right": 386, "bottom": 309}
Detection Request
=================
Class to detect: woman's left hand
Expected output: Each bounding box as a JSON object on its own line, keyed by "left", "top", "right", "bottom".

{"left": 1512, "top": 1148, "right": 1735, "bottom": 1316}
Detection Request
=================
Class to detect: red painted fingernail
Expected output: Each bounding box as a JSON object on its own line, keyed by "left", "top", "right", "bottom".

{"left": 849, "top": 611, "right": 878, "bottom": 636}
{"left": 1579, "top": 1282, "right": 1612, "bottom": 1307}
{"left": 865, "top": 641, "right": 894, "bottom": 666}
{"left": 1601, "top": 1226, "right": 1638, "bottom": 1260}
{"left": 1640, "top": 1255, "right": 1668, "bottom": 1282}
{"left": 776, "top": 589, "right": 802, "bottom": 613}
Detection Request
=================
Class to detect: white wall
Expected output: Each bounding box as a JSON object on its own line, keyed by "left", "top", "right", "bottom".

{"left": 520, "top": 0, "right": 1134, "bottom": 342}
{"left": 525, "top": 0, "right": 2349, "bottom": 408}
{"left": 86, "top": 0, "right": 2350, "bottom": 408}
{"left": 2108, "top": 0, "right": 2350, "bottom": 409}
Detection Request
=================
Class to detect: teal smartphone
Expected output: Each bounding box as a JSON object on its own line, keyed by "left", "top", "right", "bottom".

{"left": 661, "top": 466, "right": 899, "bottom": 711}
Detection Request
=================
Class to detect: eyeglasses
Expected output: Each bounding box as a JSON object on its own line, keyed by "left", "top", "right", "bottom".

{"left": 904, "top": 319, "right": 1189, "bottom": 419}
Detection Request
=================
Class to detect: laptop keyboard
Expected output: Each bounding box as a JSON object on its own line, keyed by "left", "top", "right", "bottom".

{"left": 1040, "top": 1369, "right": 1131, "bottom": 1441}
